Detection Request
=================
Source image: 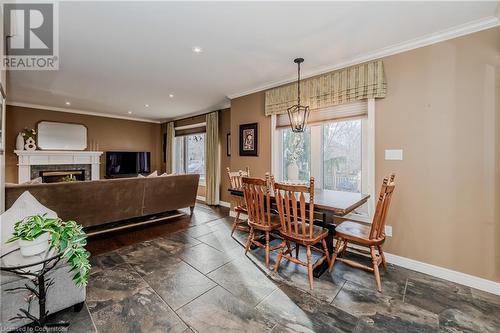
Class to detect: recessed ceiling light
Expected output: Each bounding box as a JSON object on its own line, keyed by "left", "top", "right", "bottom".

{"left": 144, "top": 104, "right": 149, "bottom": 108}
{"left": 192, "top": 46, "right": 202, "bottom": 53}
{"left": 169, "top": 94, "right": 174, "bottom": 98}
{"left": 65, "top": 101, "right": 71, "bottom": 106}
{"left": 127, "top": 111, "right": 133, "bottom": 114}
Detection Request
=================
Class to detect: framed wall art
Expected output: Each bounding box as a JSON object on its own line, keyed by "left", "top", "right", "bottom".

{"left": 239, "top": 123, "right": 258, "bottom": 156}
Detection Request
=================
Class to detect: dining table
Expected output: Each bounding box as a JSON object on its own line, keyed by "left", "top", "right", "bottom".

{"left": 228, "top": 187, "right": 370, "bottom": 277}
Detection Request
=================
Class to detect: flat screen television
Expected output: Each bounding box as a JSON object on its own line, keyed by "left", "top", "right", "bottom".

{"left": 106, "top": 151, "right": 151, "bottom": 177}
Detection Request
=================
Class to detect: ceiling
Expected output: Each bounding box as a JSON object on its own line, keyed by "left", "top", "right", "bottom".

{"left": 7, "top": 1, "right": 500, "bottom": 122}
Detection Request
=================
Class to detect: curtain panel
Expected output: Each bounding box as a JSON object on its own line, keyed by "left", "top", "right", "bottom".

{"left": 265, "top": 60, "right": 386, "bottom": 116}
{"left": 205, "top": 112, "right": 220, "bottom": 205}
{"left": 165, "top": 122, "right": 175, "bottom": 174}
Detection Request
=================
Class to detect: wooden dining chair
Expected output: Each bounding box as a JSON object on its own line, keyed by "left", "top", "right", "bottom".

{"left": 328, "top": 174, "right": 396, "bottom": 292}
{"left": 241, "top": 174, "right": 282, "bottom": 268}
{"left": 226, "top": 167, "right": 250, "bottom": 235}
{"left": 273, "top": 177, "right": 332, "bottom": 289}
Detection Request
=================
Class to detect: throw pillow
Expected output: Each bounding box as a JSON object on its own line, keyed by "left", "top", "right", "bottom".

{"left": 147, "top": 171, "right": 158, "bottom": 178}
{"left": 0, "top": 191, "right": 58, "bottom": 254}
{"left": 23, "top": 177, "right": 43, "bottom": 185}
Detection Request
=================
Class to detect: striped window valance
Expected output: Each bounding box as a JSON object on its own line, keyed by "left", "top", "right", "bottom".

{"left": 276, "top": 100, "right": 367, "bottom": 129}
{"left": 265, "top": 60, "right": 386, "bottom": 116}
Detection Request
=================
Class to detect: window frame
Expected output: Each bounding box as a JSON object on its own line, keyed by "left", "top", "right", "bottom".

{"left": 173, "top": 124, "right": 206, "bottom": 186}
{"left": 271, "top": 99, "right": 375, "bottom": 222}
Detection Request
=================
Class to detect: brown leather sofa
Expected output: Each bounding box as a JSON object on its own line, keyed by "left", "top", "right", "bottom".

{"left": 5, "top": 174, "right": 199, "bottom": 229}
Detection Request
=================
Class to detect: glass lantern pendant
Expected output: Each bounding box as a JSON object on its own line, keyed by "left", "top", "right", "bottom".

{"left": 287, "top": 58, "right": 310, "bottom": 133}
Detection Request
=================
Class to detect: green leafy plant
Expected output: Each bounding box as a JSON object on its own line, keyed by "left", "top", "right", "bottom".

{"left": 7, "top": 215, "right": 91, "bottom": 287}
{"left": 62, "top": 174, "right": 77, "bottom": 182}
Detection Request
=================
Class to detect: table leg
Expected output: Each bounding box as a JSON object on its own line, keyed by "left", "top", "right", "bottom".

{"left": 313, "top": 217, "right": 335, "bottom": 278}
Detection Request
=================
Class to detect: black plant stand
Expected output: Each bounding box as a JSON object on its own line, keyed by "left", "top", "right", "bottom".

{"left": 0, "top": 248, "right": 69, "bottom": 332}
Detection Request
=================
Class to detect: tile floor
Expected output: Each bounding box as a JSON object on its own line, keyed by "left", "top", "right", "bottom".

{"left": 48, "top": 204, "right": 500, "bottom": 332}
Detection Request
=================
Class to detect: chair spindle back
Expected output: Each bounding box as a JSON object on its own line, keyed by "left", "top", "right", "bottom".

{"left": 273, "top": 178, "right": 316, "bottom": 239}
{"left": 242, "top": 175, "right": 272, "bottom": 227}
{"left": 226, "top": 167, "right": 250, "bottom": 189}
{"left": 369, "top": 174, "right": 396, "bottom": 240}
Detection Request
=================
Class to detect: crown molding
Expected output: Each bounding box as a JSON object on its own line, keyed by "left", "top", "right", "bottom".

{"left": 168, "top": 100, "right": 231, "bottom": 122}
{"left": 227, "top": 16, "right": 500, "bottom": 99}
{"left": 6, "top": 101, "right": 162, "bottom": 124}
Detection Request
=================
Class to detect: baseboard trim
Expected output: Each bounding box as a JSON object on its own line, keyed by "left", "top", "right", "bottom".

{"left": 229, "top": 209, "right": 499, "bottom": 295}
{"left": 219, "top": 201, "right": 231, "bottom": 208}
{"left": 384, "top": 252, "right": 500, "bottom": 295}
{"left": 197, "top": 197, "right": 231, "bottom": 208}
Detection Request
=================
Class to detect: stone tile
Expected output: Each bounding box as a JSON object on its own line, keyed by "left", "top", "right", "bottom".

{"left": 176, "top": 286, "right": 276, "bottom": 332}
{"left": 333, "top": 281, "right": 439, "bottom": 333}
{"left": 47, "top": 303, "right": 96, "bottom": 333}
{"left": 89, "top": 251, "right": 125, "bottom": 276}
{"left": 272, "top": 257, "right": 345, "bottom": 303}
{"left": 118, "top": 240, "right": 182, "bottom": 276}
{"left": 86, "top": 263, "right": 148, "bottom": 313}
{"left": 143, "top": 260, "right": 217, "bottom": 310}
{"left": 184, "top": 224, "right": 216, "bottom": 238}
{"left": 178, "top": 243, "right": 232, "bottom": 274}
{"left": 184, "top": 208, "right": 222, "bottom": 226}
{"left": 403, "top": 273, "right": 473, "bottom": 314}
{"left": 153, "top": 231, "right": 201, "bottom": 254}
{"left": 471, "top": 288, "right": 500, "bottom": 306}
{"left": 207, "top": 258, "right": 278, "bottom": 307}
{"left": 196, "top": 230, "right": 242, "bottom": 253}
{"left": 257, "top": 284, "right": 358, "bottom": 333}
{"left": 439, "top": 307, "right": 500, "bottom": 333}
{"left": 91, "top": 287, "right": 187, "bottom": 333}
{"left": 325, "top": 252, "right": 407, "bottom": 299}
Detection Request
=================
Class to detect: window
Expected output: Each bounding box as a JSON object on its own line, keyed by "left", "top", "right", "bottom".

{"left": 174, "top": 133, "right": 205, "bottom": 184}
{"left": 273, "top": 100, "right": 374, "bottom": 219}
{"left": 322, "top": 120, "right": 362, "bottom": 192}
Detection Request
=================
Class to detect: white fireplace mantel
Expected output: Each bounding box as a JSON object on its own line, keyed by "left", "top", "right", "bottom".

{"left": 14, "top": 150, "right": 103, "bottom": 184}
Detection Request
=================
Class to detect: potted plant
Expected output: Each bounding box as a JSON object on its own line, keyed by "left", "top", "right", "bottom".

{"left": 7, "top": 215, "right": 91, "bottom": 286}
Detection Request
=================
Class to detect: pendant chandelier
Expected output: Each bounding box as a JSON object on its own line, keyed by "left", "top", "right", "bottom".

{"left": 287, "top": 58, "right": 310, "bottom": 133}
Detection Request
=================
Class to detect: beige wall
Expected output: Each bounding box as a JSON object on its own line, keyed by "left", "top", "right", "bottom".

{"left": 230, "top": 27, "right": 499, "bottom": 281}
{"left": 5, "top": 106, "right": 162, "bottom": 183}
{"left": 230, "top": 91, "right": 271, "bottom": 177}
{"left": 377, "top": 27, "right": 499, "bottom": 282}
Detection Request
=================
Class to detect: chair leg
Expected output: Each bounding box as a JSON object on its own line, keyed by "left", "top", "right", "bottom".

{"left": 245, "top": 227, "right": 254, "bottom": 254}
{"left": 306, "top": 245, "right": 314, "bottom": 290}
{"left": 370, "top": 246, "right": 382, "bottom": 292}
{"left": 274, "top": 241, "right": 286, "bottom": 272}
{"left": 295, "top": 244, "right": 300, "bottom": 258}
{"left": 378, "top": 245, "right": 388, "bottom": 272}
{"left": 321, "top": 239, "right": 332, "bottom": 268}
{"left": 265, "top": 231, "right": 270, "bottom": 268}
{"left": 231, "top": 211, "right": 241, "bottom": 236}
{"left": 328, "top": 238, "right": 342, "bottom": 273}
{"left": 339, "top": 241, "right": 348, "bottom": 257}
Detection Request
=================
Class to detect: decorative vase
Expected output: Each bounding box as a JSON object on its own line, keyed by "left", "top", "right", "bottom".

{"left": 19, "top": 232, "right": 50, "bottom": 257}
{"left": 287, "top": 161, "right": 299, "bottom": 181}
{"left": 24, "top": 137, "right": 36, "bottom": 151}
{"left": 16, "top": 133, "right": 25, "bottom": 150}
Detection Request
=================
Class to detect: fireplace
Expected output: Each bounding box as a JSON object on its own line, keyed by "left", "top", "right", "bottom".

{"left": 40, "top": 169, "right": 86, "bottom": 183}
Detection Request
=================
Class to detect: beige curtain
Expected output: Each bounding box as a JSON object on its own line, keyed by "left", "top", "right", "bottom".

{"left": 265, "top": 60, "right": 386, "bottom": 116}
{"left": 165, "top": 121, "right": 175, "bottom": 174}
{"left": 205, "top": 112, "right": 220, "bottom": 205}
